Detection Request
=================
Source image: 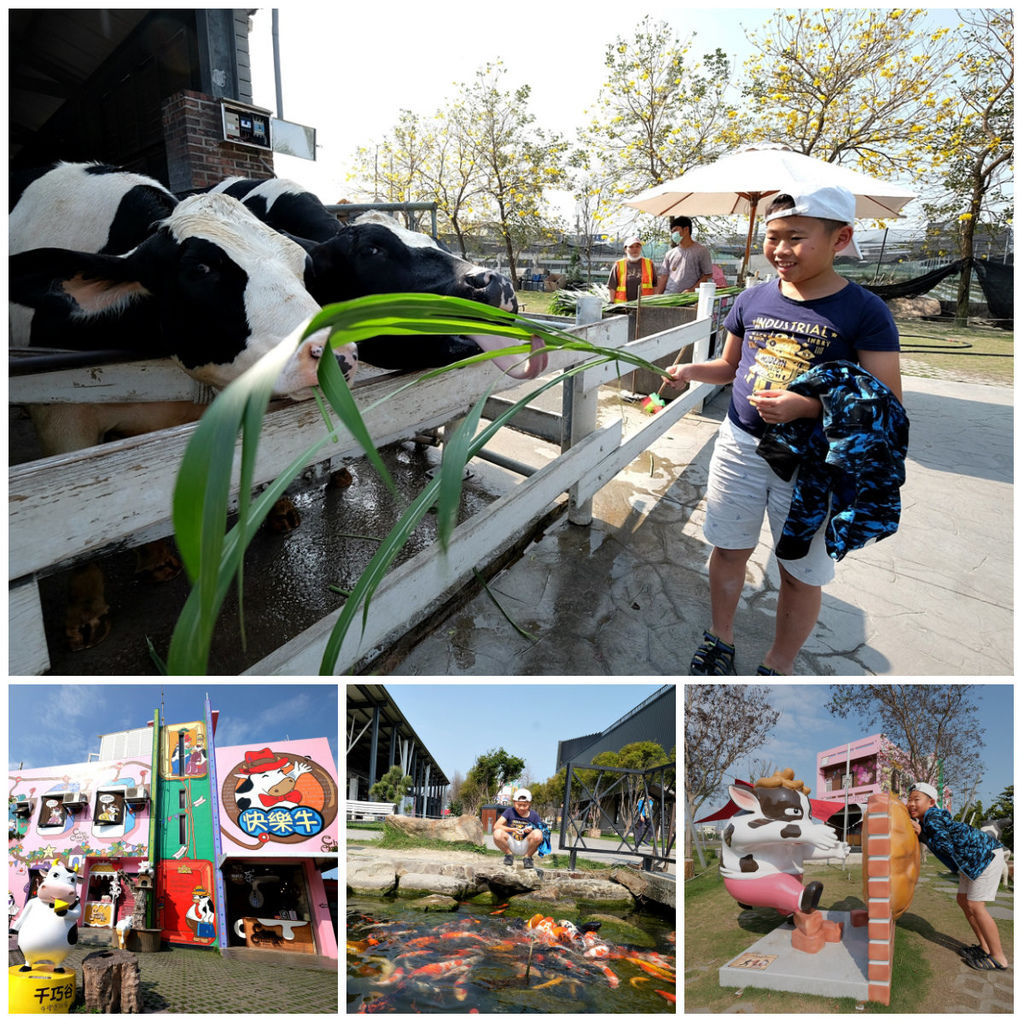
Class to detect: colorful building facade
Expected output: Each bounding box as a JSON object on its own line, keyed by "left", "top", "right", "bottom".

{"left": 9, "top": 755, "right": 153, "bottom": 932}
{"left": 10, "top": 698, "right": 338, "bottom": 963}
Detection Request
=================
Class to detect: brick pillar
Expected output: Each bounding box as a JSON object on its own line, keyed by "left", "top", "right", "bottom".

{"left": 864, "top": 792, "right": 895, "bottom": 1005}
{"left": 162, "top": 90, "right": 275, "bottom": 193}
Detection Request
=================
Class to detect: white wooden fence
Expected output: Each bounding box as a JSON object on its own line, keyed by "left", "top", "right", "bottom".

{"left": 9, "top": 285, "right": 726, "bottom": 675}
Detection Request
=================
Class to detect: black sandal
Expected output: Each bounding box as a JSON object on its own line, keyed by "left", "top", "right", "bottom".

{"left": 967, "top": 953, "right": 1008, "bottom": 971}
{"left": 689, "top": 631, "right": 736, "bottom": 675}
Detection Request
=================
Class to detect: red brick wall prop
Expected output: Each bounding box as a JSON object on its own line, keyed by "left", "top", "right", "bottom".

{"left": 860, "top": 791, "right": 920, "bottom": 1005}
{"left": 162, "top": 90, "right": 275, "bottom": 193}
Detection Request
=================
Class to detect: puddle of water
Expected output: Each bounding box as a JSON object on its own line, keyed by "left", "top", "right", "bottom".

{"left": 347, "top": 898, "right": 675, "bottom": 1014}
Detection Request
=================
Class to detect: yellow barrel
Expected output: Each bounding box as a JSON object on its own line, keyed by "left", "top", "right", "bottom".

{"left": 8, "top": 965, "right": 76, "bottom": 1014}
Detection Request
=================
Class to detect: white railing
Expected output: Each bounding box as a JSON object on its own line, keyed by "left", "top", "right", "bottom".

{"left": 9, "top": 285, "right": 726, "bottom": 675}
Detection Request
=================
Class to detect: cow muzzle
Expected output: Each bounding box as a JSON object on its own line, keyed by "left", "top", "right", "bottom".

{"left": 461, "top": 269, "right": 518, "bottom": 313}
{"left": 277, "top": 327, "right": 359, "bottom": 400}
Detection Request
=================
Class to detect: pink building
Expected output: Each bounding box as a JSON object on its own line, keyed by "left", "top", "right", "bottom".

{"left": 817, "top": 733, "right": 950, "bottom": 832}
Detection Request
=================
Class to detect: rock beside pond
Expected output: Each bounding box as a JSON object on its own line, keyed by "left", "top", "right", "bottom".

{"left": 386, "top": 813, "right": 484, "bottom": 845}
{"left": 348, "top": 863, "right": 398, "bottom": 896}
{"left": 397, "top": 871, "right": 476, "bottom": 899}
{"left": 610, "top": 866, "right": 675, "bottom": 911}
{"left": 406, "top": 894, "right": 459, "bottom": 911}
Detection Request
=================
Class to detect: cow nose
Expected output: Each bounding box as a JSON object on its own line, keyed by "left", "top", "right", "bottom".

{"left": 308, "top": 339, "right": 358, "bottom": 383}
{"left": 781, "top": 824, "right": 802, "bottom": 839}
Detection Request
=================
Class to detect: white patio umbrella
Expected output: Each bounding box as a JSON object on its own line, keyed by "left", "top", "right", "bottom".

{"left": 625, "top": 144, "right": 917, "bottom": 281}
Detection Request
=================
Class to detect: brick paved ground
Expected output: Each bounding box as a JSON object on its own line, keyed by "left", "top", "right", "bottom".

{"left": 10, "top": 932, "right": 338, "bottom": 1014}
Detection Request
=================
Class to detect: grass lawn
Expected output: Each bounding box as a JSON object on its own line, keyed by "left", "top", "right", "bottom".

{"left": 685, "top": 852, "right": 1013, "bottom": 1013}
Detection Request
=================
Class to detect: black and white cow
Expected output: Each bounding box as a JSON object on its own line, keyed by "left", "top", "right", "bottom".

{"left": 202, "top": 177, "right": 546, "bottom": 378}
{"left": 9, "top": 162, "right": 360, "bottom": 649}
{"left": 11, "top": 162, "right": 359, "bottom": 454}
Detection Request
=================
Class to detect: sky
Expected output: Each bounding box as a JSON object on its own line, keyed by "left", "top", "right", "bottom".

{"left": 248, "top": 4, "right": 967, "bottom": 225}
{"left": 7, "top": 683, "right": 338, "bottom": 771}
{"left": 695, "top": 683, "right": 1014, "bottom": 814}
{"left": 384, "top": 682, "right": 671, "bottom": 788}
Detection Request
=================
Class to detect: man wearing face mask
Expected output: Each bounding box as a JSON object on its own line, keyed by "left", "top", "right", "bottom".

{"left": 608, "top": 236, "right": 658, "bottom": 302}
{"left": 655, "top": 216, "right": 713, "bottom": 294}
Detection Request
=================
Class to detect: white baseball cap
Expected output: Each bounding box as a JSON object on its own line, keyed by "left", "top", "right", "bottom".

{"left": 765, "top": 184, "right": 861, "bottom": 259}
{"left": 513, "top": 788, "right": 532, "bottom": 802}
{"left": 624, "top": 236, "right": 642, "bottom": 248}
{"left": 912, "top": 782, "right": 938, "bottom": 802}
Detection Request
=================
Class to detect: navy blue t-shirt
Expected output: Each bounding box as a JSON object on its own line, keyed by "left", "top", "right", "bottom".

{"left": 499, "top": 807, "right": 543, "bottom": 832}
{"left": 724, "top": 279, "right": 900, "bottom": 435}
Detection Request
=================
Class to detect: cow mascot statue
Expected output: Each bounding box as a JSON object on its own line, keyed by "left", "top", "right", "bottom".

{"left": 11, "top": 860, "right": 82, "bottom": 972}
{"left": 721, "top": 769, "right": 847, "bottom": 918}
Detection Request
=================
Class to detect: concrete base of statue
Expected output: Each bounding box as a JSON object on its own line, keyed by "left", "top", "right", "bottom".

{"left": 719, "top": 910, "right": 876, "bottom": 1002}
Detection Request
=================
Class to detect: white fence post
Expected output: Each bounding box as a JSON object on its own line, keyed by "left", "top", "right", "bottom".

{"left": 566, "top": 295, "right": 605, "bottom": 525}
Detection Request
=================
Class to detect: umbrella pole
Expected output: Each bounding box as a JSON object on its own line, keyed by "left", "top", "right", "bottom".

{"left": 737, "top": 194, "right": 761, "bottom": 285}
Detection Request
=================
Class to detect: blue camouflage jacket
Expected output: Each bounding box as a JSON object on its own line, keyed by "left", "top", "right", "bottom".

{"left": 756, "top": 361, "right": 909, "bottom": 562}
{"left": 920, "top": 806, "right": 1002, "bottom": 880}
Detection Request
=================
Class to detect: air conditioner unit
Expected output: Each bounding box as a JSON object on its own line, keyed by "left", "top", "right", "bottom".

{"left": 13, "top": 800, "right": 32, "bottom": 817}
{"left": 125, "top": 787, "right": 149, "bottom": 804}
{"left": 60, "top": 792, "right": 87, "bottom": 808}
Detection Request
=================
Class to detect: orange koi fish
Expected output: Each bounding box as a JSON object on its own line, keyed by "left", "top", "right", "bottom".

{"left": 625, "top": 957, "right": 676, "bottom": 983}
{"left": 599, "top": 963, "right": 619, "bottom": 988}
{"left": 655, "top": 989, "right": 676, "bottom": 1004}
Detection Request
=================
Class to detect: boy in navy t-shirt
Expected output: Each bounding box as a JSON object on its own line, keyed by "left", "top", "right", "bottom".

{"left": 492, "top": 788, "right": 544, "bottom": 869}
{"left": 663, "top": 184, "right": 902, "bottom": 676}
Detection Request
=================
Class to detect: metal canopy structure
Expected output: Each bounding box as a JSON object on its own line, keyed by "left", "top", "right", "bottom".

{"left": 346, "top": 684, "right": 449, "bottom": 817}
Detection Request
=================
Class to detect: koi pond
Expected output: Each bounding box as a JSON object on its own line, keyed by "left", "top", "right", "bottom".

{"left": 347, "top": 898, "right": 676, "bottom": 1013}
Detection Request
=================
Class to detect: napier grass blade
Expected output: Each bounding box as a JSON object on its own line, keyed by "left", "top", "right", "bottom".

{"left": 168, "top": 293, "right": 667, "bottom": 675}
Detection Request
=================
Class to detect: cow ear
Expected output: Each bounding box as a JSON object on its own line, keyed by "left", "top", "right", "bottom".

{"left": 729, "top": 784, "right": 759, "bottom": 812}
{"left": 11, "top": 248, "right": 151, "bottom": 315}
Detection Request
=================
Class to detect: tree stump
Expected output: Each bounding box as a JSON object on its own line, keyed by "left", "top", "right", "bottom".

{"left": 82, "top": 948, "right": 142, "bottom": 1013}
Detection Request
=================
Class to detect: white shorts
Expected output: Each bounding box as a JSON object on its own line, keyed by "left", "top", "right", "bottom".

{"left": 959, "top": 848, "right": 1005, "bottom": 902}
{"left": 704, "top": 416, "right": 835, "bottom": 586}
{"left": 503, "top": 834, "right": 530, "bottom": 857}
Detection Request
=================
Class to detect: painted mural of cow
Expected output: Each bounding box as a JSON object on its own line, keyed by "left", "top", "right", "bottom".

{"left": 202, "top": 176, "right": 547, "bottom": 378}
{"left": 720, "top": 769, "right": 847, "bottom": 917}
{"left": 234, "top": 748, "right": 313, "bottom": 813}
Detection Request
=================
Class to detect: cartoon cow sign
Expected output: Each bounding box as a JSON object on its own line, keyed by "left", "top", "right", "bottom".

{"left": 234, "top": 748, "right": 312, "bottom": 812}
{"left": 11, "top": 861, "right": 82, "bottom": 972}
{"left": 720, "top": 769, "right": 848, "bottom": 917}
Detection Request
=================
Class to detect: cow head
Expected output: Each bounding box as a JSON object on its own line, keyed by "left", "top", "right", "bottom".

{"left": 10, "top": 192, "right": 358, "bottom": 401}
{"left": 301, "top": 212, "right": 546, "bottom": 378}
{"left": 37, "top": 860, "right": 80, "bottom": 904}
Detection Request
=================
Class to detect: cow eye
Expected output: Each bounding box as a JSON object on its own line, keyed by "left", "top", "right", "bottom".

{"left": 784, "top": 807, "right": 802, "bottom": 817}
{"left": 362, "top": 244, "right": 384, "bottom": 258}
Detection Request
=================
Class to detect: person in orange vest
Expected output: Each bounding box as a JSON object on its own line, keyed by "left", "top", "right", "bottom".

{"left": 607, "top": 236, "right": 657, "bottom": 303}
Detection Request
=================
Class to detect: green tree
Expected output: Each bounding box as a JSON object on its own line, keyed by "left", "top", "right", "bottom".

{"left": 917, "top": 9, "right": 1013, "bottom": 323}
{"left": 369, "top": 764, "right": 413, "bottom": 807}
{"left": 741, "top": 9, "right": 956, "bottom": 177}
{"left": 984, "top": 783, "right": 1013, "bottom": 850}
{"left": 466, "top": 746, "right": 526, "bottom": 802}
{"left": 464, "top": 61, "right": 569, "bottom": 287}
{"left": 581, "top": 16, "right": 736, "bottom": 215}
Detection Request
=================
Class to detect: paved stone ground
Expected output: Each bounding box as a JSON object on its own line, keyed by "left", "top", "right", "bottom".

{"left": 9, "top": 932, "right": 338, "bottom": 1013}
{"left": 925, "top": 866, "right": 1013, "bottom": 1014}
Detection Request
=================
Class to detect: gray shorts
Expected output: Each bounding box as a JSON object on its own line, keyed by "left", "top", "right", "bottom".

{"left": 704, "top": 416, "right": 835, "bottom": 586}
{"left": 959, "top": 848, "right": 1005, "bottom": 902}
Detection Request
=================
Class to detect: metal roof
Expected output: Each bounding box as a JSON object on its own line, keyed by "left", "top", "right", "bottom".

{"left": 346, "top": 684, "right": 449, "bottom": 786}
{"left": 9, "top": 10, "right": 148, "bottom": 157}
